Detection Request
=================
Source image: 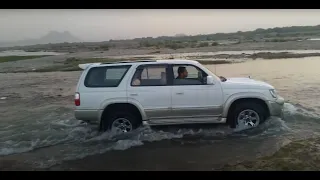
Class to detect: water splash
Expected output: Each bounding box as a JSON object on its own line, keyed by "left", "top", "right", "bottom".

{"left": 0, "top": 102, "right": 316, "bottom": 169}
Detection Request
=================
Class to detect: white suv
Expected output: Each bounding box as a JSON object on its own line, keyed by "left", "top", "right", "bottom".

{"left": 74, "top": 60, "right": 284, "bottom": 133}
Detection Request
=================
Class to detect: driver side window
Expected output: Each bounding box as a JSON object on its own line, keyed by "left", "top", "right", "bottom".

{"left": 172, "top": 64, "right": 207, "bottom": 85}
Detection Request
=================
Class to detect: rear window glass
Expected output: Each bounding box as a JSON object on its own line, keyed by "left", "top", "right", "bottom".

{"left": 131, "top": 65, "right": 167, "bottom": 86}
{"left": 84, "top": 65, "right": 131, "bottom": 87}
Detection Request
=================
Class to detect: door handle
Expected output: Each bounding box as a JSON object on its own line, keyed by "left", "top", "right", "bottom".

{"left": 176, "top": 92, "right": 184, "bottom": 95}
{"left": 130, "top": 93, "right": 138, "bottom": 96}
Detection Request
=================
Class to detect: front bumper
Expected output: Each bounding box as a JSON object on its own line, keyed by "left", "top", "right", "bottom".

{"left": 267, "top": 96, "right": 285, "bottom": 119}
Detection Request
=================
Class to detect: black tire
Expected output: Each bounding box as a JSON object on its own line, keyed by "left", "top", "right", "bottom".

{"left": 228, "top": 102, "right": 267, "bottom": 129}
{"left": 101, "top": 111, "right": 141, "bottom": 132}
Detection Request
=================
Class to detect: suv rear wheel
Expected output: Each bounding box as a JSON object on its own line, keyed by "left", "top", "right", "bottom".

{"left": 101, "top": 111, "right": 141, "bottom": 133}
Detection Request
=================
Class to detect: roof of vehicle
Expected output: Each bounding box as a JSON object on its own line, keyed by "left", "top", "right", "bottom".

{"left": 78, "top": 59, "right": 200, "bottom": 70}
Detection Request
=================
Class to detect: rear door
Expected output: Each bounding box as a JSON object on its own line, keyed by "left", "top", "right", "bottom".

{"left": 78, "top": 65, "right": 132, "bottom": 110}
{"left": 126, "top": 64, "right": 172, "bottom": 120}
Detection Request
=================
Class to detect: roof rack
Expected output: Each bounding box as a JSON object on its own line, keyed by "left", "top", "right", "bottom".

{"left": 101, "top": 60, "right": 156, "bottom": 64}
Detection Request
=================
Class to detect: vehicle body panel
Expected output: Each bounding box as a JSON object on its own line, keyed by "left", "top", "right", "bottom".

{"left": 74, "top": 60, "right": 285, "bottom": 127}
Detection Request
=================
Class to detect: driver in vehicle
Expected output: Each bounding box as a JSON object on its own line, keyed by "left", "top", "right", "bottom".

{"left": 176, "top": 66, "right": 188, "bottom": 79}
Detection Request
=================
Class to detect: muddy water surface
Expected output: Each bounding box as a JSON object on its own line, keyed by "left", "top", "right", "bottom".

{"left": 0, "top": 57, "right": 320, "bottom": 170}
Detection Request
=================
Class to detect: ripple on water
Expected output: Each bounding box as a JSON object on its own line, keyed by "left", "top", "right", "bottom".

{"left": 0, "top": 102, "right": 318, "bottom": 169}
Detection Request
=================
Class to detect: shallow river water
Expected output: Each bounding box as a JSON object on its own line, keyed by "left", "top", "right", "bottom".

{"left": 0, "top": 57, "right": 320, "bottom": 170}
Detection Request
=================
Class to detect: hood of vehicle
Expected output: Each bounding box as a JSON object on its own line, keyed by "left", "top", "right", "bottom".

{"left": 221, "top": 77, "right": 274, "bottom": 89}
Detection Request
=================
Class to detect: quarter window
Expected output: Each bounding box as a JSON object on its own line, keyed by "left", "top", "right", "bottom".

{"left": 84, "top": 65, "right": 131, "bottom": 87}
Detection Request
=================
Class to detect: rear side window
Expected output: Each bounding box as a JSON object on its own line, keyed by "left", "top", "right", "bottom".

{"left": 84, "top": 65, "right": 131, "bottom": 87}
{"left": 131, "top": 65, "right": 167, "bottom": 86}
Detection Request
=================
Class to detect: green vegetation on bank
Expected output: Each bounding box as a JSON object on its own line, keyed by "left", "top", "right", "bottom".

{"left": 0, "top": 55, "right": 52, "bottom": 63}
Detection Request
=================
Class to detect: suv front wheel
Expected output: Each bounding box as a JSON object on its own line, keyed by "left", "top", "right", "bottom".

{"left": 229, "top": 102, "right": 267, "bottom": 129}
{"left": 101, "top": 111, "right": 141, "bottom": 133}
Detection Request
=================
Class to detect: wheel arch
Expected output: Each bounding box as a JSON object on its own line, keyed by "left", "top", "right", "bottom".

{"left": 223, "top": 92, "right": 271, "bottom": 121}
{"left": 99, "top": 102, "right": 144, "bottom": 130}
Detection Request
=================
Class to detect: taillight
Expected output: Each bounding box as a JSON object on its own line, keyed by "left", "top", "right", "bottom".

{"left": 74, "top": 92, "right": 80, "bottom": 106}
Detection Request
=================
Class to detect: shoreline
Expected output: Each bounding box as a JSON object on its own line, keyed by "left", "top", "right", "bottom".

{"left": 0, "top": 50, "right": 320, "bottom": 73}
{"left": 4, "top": 40, "right": 320, "bottom": 53}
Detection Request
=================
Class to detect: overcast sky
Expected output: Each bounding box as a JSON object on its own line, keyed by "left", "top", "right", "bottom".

{"left": 1, "top": 9, "right": 320, "bottom": 42}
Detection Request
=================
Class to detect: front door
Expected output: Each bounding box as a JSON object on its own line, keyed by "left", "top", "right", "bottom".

{"left": 170, "top": 64, "right": 223, "bottom": 121}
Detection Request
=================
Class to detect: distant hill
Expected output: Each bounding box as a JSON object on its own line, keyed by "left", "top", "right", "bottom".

{"left": 133, "top": 25, "right": 320, "bottom": 43}
{"left": 0, "top": 31, "right": 81, "bottom": 47}
{"left": 2, "top": 24, "right": 320, "bottom": 50}
{"left": 175, "top": 33, "right": 188, "bottom": 37}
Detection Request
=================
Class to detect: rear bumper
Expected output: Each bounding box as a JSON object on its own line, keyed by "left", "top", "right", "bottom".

{"left": 74, "top": 109, "right": 101, "bottom": 124}
{"left": 267, "top": 96, "right": 285, "bottom": 119}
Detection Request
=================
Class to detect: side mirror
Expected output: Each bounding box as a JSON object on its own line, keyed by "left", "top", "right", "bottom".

{"left": 206, "top": 76, "right": 214, "bottom": 85}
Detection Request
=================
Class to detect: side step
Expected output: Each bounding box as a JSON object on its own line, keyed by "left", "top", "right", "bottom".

{"left": 142, "top": 117, "right": 227, "bottom": 126}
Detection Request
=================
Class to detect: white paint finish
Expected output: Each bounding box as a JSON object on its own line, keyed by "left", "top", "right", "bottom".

{"left": 126, "top": 63, "right": 172, "bottom": 119}
{"left": 76, "top": 63, "right": 131, "bottom": 110}
{"left": 127, "top": 85, "right": 172, "bottom": 119}
{"left": 74, "top": 59, "right": 284, "bottom": 126}
{"left": 171, "top": 84, "right": 223, "bottom": 112}
{"left": 221, "top": 91, "right": 271, "bottom": 117}
{"left": 78, "top": 90, "right": 127, "bottom": 110}
{"left": 221, "top": 77, "right": 274, "bottom": 90}
{"left": 207, "top": 83, "right": 224, "bottom": 109}
{"left": 170, "top": 61, "right": 224, "bottom": 117}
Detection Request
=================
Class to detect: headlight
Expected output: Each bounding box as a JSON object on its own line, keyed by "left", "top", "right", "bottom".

{"left": 269, "top": 89, "right": 277, "bottom": 98}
